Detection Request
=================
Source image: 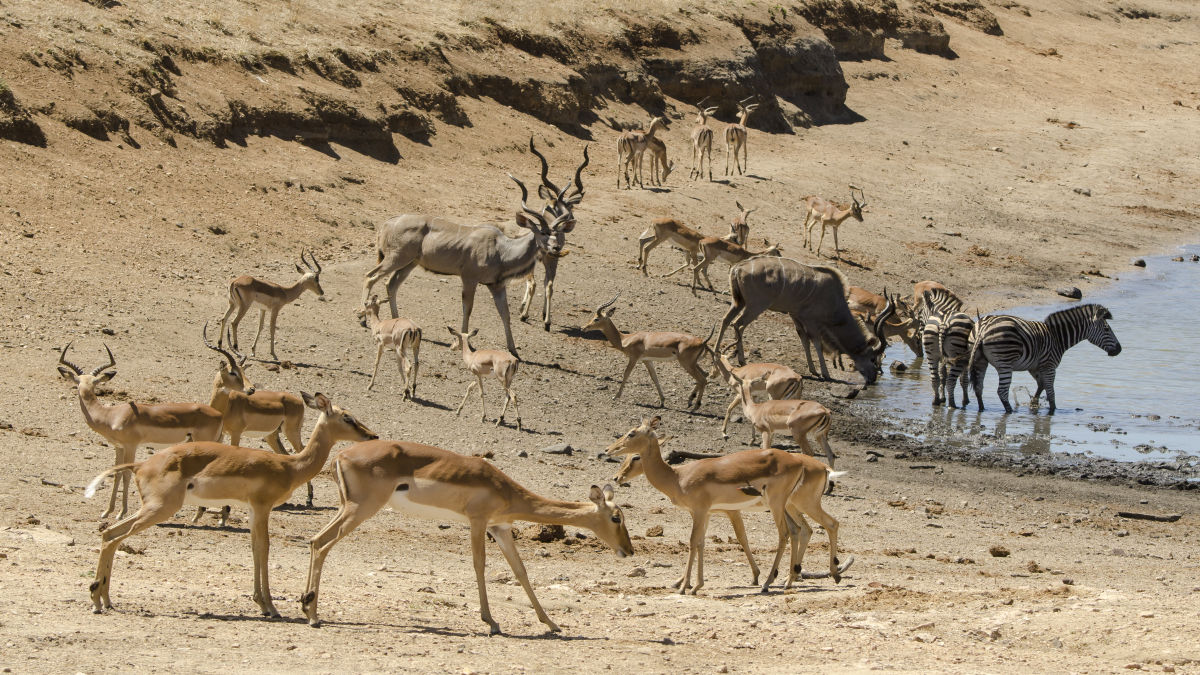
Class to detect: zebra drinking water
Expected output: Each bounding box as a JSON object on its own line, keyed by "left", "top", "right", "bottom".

{"left": 967, "top": 304, "right": 1122, "bottom": 413}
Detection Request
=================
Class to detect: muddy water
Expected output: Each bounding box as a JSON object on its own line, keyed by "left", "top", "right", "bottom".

{"left": 855, "top": 246, "right": 1200, "bottom": 464}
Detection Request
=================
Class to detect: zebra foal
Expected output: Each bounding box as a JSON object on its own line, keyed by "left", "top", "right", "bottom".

{"left": 966, "top": 304, "right": 1121, "bottom": 414}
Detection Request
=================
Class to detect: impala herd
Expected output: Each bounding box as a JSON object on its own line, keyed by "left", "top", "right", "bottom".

{"left": 57, "top": 100, "right": 1121, "bottom": 637}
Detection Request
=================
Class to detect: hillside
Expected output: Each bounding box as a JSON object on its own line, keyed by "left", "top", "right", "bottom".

{"left": 2, "top": 0, "right": 1199, "bottom": 671}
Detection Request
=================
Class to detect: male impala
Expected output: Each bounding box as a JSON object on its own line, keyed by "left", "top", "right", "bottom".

{"left": 690, "top": 98, "right": 719, "bottom": 180}
{"left": 689, "top": 237, "right": 781, "bottom": 295}
{"left": 583, "top": 294, "right": 713, "bottom": 410}
{"left": 608, "top": 417, "right": 844, "bottom": 594}
{"left": 709, "top": 346, "right": 804, "bottom": 443}
{"left": 58, "top": 343, "right": 222, "bottom": 519}
{"left": 301, "top": 440, "right": 632, "bottom": 634}
{"left": 725, "top": 97, "right": 759, "bottom": 176}
{"left": 617, "top": 116, "right": 668, "bottom": 189}
{"left": 801, "top": 187, "right": 867, "bottom": 261}
{"left": 362, "top": 139, "right": 587, "bottom": 357}
{"left": 357, "top": 296, "right": 421, "bottom": 398}
{"left": 84, "top": 392, "right": 377, "bottom": 617}
{"left": 196, "top": 325, "right": 311, "bottom": 526}
{"left": 448, "top": 327, "right": 521, "bottom": 430}
{"left": 218, "top": 250, "right": 323, "bottom": 360}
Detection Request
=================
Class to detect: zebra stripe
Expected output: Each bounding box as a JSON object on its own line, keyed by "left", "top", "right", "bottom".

{"left": 967, "top": 304, "right": 1122, "bottom": 413}
{"left": 917, "top": 288, "right": 964, "bottom": 324}
{"left": 920, "top": 288, "right": 969, "bottom": 406}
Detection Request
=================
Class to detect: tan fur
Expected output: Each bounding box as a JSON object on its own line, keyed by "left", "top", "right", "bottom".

{"left": 219, "top": 250, "right": 323, "bottom": 360}
{"left": 448, "top": 328, "right": 520, "bottom": 430}
{"left": 711, "top": 351, "right": 804, "bottom": 443}
{"left": 801, "top": 191, "right": 866, "bottom": 261}
{"left": 359, "top": 296, "right": 421, "bottom": 398}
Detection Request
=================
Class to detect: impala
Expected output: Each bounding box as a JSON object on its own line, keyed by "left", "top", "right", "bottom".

{"left": 448, "top": 327, "right": 521, "bottom": 430}
{"left": 690, "top": 98, "right": 719, "bottom": 180}
{"left": 84, "top": 392, "right": 377, "bottom": 617}
{"left": 617, "top": 116, "right": 668, "bottom": 189}
{"left": 636, "top": 208, "right": 748, "bottom": 282}
{"left": 301, "top": 440, "right": 632, "bottom": 634}
{"left": 724, "top": 97, "right": 759, "bottom": 176}
{"left": 357, "top": 295, "right": 421, "bottom": 398}
{"left": 709, "top": 346, "right": 804, "bottom": 443}
{"left": 218, "top": 250, "right": 323, "bottom": 360}
{"left": 689, "top": 237, "right": 781, "bottom": 295}
{"left": 802, "top": 188, "right": 867, "bottom": 261}
{"left": 727, "top": 362, "right": 837, "bottom": 469}
{"left": 608, "top": 417, "right": 844, "bottom": 594}
{"left": 847, "top": 286, "right": 923, "bottom": 356}
{"left": 58, "top": 343, "right": 222, "bottom": 519}
{"left": 646, "top": 136, "right": 674, "bottom": 186}
{"left": 362, "top": 139, "right": 587, "bottom": 356}
{"left": 582, "top": 294, "right": 714, "bottom": 410}
{"left": 196, "top": 325, "right": 311, "bottom": 526}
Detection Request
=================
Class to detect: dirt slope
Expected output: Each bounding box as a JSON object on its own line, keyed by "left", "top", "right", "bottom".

{"left": 1, "top": 0, "right": 1199, "bottom": 672}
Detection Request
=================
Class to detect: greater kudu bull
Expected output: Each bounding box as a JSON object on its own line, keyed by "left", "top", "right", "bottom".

{"left": 362, "top": 139, "right": 588, "bottom": 357}
{"left": 715, "top": 257, "right": 889, "bottom": 383}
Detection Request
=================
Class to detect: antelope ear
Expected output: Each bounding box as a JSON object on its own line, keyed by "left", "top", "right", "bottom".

{"left": 537, "top": 185, "right": 555, "bottom": 201}
{"left": 589, "top": 485, "right": 604, "bottom": 507}
{"left": 302, "top": 391, "right": 331, "bottom": 413}
{"left": 58, "top": 367, "right": 79, "bottom": 383}
{"left": 515, "top": 212, "right": 546, "bottom": 234}
{"left": 468, "top": 328, "right": 479, "bottom": 338}
{"left": 446, "top": 326, "right": 458, "bottom": 337}
{"left": 295, "top": 264, "right": 305, "bottom": 274}
{"left": 98, "top": 370, "right": 117, "bottom": 383}
{"left": 601, "top": 484, "right": 616, "bottom": 502}
{"left": 648, "top": 416, "right": 661, "bottom": 429}
{"left": 559, "top": 216, "right": 577, "bottom": 234}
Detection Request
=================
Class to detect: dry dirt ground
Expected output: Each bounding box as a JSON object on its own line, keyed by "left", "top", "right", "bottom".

{"left": 1, "top": 0, "right": 1199, "bottom": 672}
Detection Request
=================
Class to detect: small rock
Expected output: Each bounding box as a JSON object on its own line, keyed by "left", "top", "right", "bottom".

{"left": 717, "top": 667, "right": 729, "bottom": 674}
{"left": 1062, "top": 578, "right": 1074, "bottom": 585}
{"left": 989, "top": 545, "right": 1010, "bottom": 557}
{"left": 627, "top": 567, "right": 647, "bottom": 578}
{"left": 1115, "top": 530, "right": 1129, "bottom": 537}
{"left": 1056, "top": 287, "right": 1083, "bottom": 300}
{"left": 437, "top": 523, "right": 451, "bottom": 530}
{"left": 208, "top": 225, "right": 228, "bottom": 235}
{"left": 517, "top": 450, "right": 529, "bottom": 458}
{"left": 541, "top": 443, "right": 573, "bottom": 456}
{"left": 1171, "top": 256, "right": 1184, "bottom": 262}
{"left": 100, "top": 328, "right": 116, "bottom": 336}
{"left": 913, "top": 632, "right": 936, "bottom": 643}
{"left": 417, "top": 586, "right": 435, "bottom": 593}
{"left": 1027, "top": 560, "right": 1045, "bottom": 573}
{"left": 645, "top": 525, "right": 664, "bottom": 537}
{"left": 890, "top": 360, "right": 907, "bottom": 372}
{"left": 1132, "top": 259, "right": 1146, "bottom": 267}
{"left": 530, "top": 524, "right": 566, "bottom": 542}
{"left": 1073, "top": 187, "right": 1092, "bottom": 197}
{"left": 472, "top": 450, "right": 494, "bottom": 459}
{"left": 1139, "top": 611, "right": 1154, "bottom": 618}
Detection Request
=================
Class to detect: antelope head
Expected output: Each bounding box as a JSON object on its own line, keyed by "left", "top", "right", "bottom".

{"left": 511, "top": 139, "right": 590, "bottom": 258}
{"left": 356, "top": 295, "right": 383, "bottom": 329}
{"left": 695, "top": 97, "right": 718, "bottom": 124}
{"left": 731, "top": 201, "right": 755, "bottom": 244}
{"left": 294, "top": 249, "right": 325, "bottom": 297}
{"left": 737, "top": 96, "right": 760, "bottom": 123}
{"left": 57, "top": 342, "right": 117, "bottom": 393}
{"left": 582, "top": 293, "right": 620, "bottom": 332}
{"left": 605, "top": 416, "right": 661, "bottom": 457}
{"left": 203, "top": 321, "right": 250, "bottom": 391}
{"left": 849, "top": 185, "right": 868, "bottom": 221}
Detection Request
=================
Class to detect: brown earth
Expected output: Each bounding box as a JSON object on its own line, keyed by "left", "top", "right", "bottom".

{"left": 1, "top": 0, "right": 1199, "bottom": 672}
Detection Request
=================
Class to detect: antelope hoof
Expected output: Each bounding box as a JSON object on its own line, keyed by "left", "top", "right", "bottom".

{"left": 545, "top": 621, "right": 562, "bottom": 633}
{"left": 487, "top": 622, "right": 502, "bottom": 636}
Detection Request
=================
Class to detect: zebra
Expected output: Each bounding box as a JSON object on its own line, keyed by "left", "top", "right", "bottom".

{"left": 966, "top": 304, "right": 1121, "bottom": 414}
{"left": 923, "top": 310, "right": 975, "bottom": 407}
{"left": 918, "top": 289, "right": 969, "bottom": 406}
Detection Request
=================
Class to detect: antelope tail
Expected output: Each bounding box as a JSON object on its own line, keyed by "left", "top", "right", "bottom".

{"left": 84, "top": 463, "right": 139, "bottom": 498}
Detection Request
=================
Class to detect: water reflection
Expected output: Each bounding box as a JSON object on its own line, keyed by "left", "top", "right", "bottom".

{"left": 852, "top": 246, "right": 1200, "bottom": 463}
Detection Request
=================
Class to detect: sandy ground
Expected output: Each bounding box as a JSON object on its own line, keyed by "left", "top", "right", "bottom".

{"left": 1, "top": 1, "right": 1199, "bottom": 672}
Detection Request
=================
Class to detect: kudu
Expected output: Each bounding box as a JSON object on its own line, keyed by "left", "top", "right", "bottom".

{"left": 716, "top": 257, "right": 889, "bottom": 383}
{"left": 362, "top": 139, "right": 588, "bottom": 356}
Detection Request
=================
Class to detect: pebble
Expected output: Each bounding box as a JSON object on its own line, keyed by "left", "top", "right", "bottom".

{"left": 1133, "top": 259, "right": 1146, "bottom": 267}
{"left": 646, "top": 525, "right": 664, "bottom": 537}
{"left": 989, "top": 545, "right": 1010, "bottom": 557}
{"left": 627, "top": 567, "right": 647, "bottom": 578}
{"left": 1073, "top": 187, "right": 1092, "bottom": 196}
{"left": 1056, "top": 287, "right": 1082, "bottom": 300}
{"left": 541, "top": 443, "right": 573, "bottom": 455}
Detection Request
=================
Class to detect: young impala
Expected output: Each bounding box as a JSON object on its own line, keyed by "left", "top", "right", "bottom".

{"left": 357, "top": 295, "right": 422, "bottom": 398}
{"left": 448, "top": 328, "right": 521, "bottom": 430}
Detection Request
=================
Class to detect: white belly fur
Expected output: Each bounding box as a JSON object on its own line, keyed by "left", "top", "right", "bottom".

{"left": 183, "top": 494, "right": 247, "bottom": 510}
{"left": 710, "top": 498, "right": 767, "bottom": 511}
{"left": 387, "top": 479, "right": 470, "bottom": 524}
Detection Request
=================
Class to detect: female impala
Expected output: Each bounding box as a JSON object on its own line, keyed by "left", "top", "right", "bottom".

{"left": 608, "top": 417, "right": 844, "bottom": 594}
{"left": 727, "top": 361, "right": 838, "bottom": 469}
{"left": 582, "top": 294, "right": 714, "bottom": 410}
{"left": 448, "top": 327, "right": 521, "bottom": 430}
{"left": 709, "top": 346, "right": 804, "bottom": 443}
{"left": 301, "top": 440, "right": 633, "bottom": 634}
{"left": 84, "top": 393, "right": 376, "bottom": 618}
{"left": 358, "top": 295, "right": 422, "bottom": 399}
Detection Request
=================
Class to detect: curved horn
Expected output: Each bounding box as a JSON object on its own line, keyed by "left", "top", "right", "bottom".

{"left": 872, "top": 297, "right": 895, "bottom": 351}
{"left": 91, "top": 344, "right": 116, "bottom": 377}
{"left": 508, "top": 172, "right": 529, "bottom": 204}
{"left": 58, "top": 342, "right": 84, "bottom": 376}
{"left": 306, "top": 249, "right": 322, "bottom": 274}
{"left": 596, "top": 293, "right": 620, "bottom": 312}
{"left": 696, "top": 95, "right": 711, "bottom": 108}
{"left": 508, "top": 174, "right": 549, "bottom": 229}
{"left": 529, "top": 137, "right": 562, "bottom": 196}
{"left": 568, "top": 145, "right": 589, "bottom": 204}
{"left": 202, "top": 321, "right": 241, "bottom": 373}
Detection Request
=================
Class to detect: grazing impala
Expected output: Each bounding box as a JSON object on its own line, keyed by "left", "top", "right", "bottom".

{"left": 357, "top": 295, "right": 421, "bottom": 398}
{"left": 219, "top": 250, "right": 323, "bottom": 360}
{"left": 801, "top": 188, "right": 867, "bottom": 261}
{"left": 724, "top": 97, "right": 759, "bottom": 176}
{"left": 608, "top": 417, "right": 845, "bottom": 594}
{"left": 302, "top": 441, "right": 632, "bottom": 633}
{"left": 583, "top": 294, "right": 714, "bottom": 410}
{"left": 448, "top": 328, "right": 521, "bottom": 430}
{"left": 58, "top": 343, "right": 223, "bottom": 519}
{"left": 84, "top": 392, "right": 377, "bottom": 617}
{"left": 645, "top": 136, "right": 674, "bottom": 186}
{"left": 690, "top": 98, "right": 719, "bottom": 180}
{"left": 362, "top": 139, "right": 587, "bottom": 357}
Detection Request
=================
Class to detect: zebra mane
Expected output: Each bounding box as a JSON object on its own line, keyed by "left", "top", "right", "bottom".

{"left": 1045, "top": 303, "right": 1110, "bottom": 325}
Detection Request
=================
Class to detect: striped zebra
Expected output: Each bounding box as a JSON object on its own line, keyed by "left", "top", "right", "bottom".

{"left": 923, "top": 311, "right": 975, "bottom": 407}
{"left": 918, "top": 289, "right": 969, "bottom": 406}
{"left": 967, "top": 304, "right": 1122, "bottom": 413}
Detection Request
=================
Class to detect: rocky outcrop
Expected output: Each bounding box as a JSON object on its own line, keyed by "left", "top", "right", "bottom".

{"left": 913, "top": 0, "right": 1003, "bottom": 36}
{"left": 0, "top": 86, "right": 46, "bottom": 147}
{"left": 797, "top": 0, "right": 953, "bottom": 59}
